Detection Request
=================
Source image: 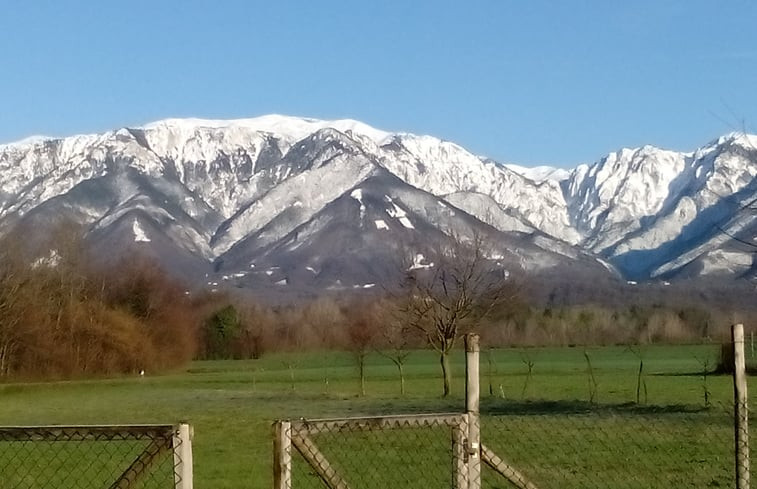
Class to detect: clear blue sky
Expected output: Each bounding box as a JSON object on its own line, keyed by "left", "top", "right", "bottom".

{"left": 1, "top": 1, "right": 756, "bottom": 168}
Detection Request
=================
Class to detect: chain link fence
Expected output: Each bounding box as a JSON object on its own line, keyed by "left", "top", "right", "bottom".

{"left": 275, "top": 414, "right": 469, "bottom": 489}
{"left": 480, "top": 403, "right": 735, "bottom": 489}
{"left": 274, "top": 330, "right": 752, "bottom": 488}
{"left": 275, "top": 401, "right": 745, "bottom": 489}
{"left": 0, "top": 424, "right": 192, "bottom": 489}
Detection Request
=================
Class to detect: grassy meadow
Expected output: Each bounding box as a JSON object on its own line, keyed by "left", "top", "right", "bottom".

{"left": 0, "top": 343, "right": 748, "bottom": 488}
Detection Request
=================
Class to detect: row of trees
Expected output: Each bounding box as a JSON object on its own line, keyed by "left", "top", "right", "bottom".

{"left": 195, "top": 237, "right": 735, "bottom": 397}
{"left": 0, "top": 228, "right": 743, "bottom": 396}
{"left": 200, "top": 299, "right": 729, "bottom": 357}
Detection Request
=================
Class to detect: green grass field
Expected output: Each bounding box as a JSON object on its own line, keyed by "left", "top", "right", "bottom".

{"left": 0, "top": 344, "right": 749, "bottom": 488}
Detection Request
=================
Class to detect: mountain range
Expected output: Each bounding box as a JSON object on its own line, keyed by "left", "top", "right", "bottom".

{"left": 1, "top": 115, "right": 756, "bottom": 303}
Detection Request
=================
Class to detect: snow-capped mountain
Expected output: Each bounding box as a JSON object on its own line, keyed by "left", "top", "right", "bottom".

{"left": 565, "top": 133, "right": 757, "bottom": 279}
{"left": 1, "top": 115, "right": 756, "bottom": 299}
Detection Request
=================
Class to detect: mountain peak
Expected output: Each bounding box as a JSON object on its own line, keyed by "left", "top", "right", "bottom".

{"left": 715, "top": 131, "right": 757, "bottom": 149}
{"left": 139, "top": 114, "right": 393, "bottom": 145}
{"left": 0, "top": 134, "right": 56, "bottom": 150}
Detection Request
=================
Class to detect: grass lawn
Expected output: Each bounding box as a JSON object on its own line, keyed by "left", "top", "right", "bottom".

{"left": 0, "top": 343, "right": 747, "bottom": 488}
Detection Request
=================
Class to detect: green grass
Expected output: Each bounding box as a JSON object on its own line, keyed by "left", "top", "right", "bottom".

{"left": 0, "top": 344, "right": 748, "bottom": 488}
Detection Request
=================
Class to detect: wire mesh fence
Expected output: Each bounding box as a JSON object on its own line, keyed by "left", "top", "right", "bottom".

{"left": 0, "top": 424, "right": 189, "bottom": 489}
{"left": 480, "top": 403, "right": 736, "bottom": 489}
{"left": 278, "top": 414, "right": 469, "bottom": 489}
{"left": 278, "top": 404, "right": 745, "bottom": 489}
{"left": 274, "top": 331, "right": 753, "bottom": 488}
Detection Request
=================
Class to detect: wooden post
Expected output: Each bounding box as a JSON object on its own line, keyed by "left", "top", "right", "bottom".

{"left": 733, "top": 324, "right": 750, "bottom": 489}
{"left": 466, "top": 333, "right": 481, "bottom": 489}
{"left": 173, "top": 423, "right": 193, "bottom": 489}
{"left": 273, "top": 421, "right": 292, "bottom": 489}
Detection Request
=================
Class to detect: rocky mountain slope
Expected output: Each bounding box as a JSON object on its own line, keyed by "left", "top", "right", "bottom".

{"left": 1, "top": 115, "right": 755, "bottom": 298}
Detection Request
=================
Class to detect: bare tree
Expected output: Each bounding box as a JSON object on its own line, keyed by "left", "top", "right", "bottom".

{"left": 0, "top": 237, "right": 33, "bottom": 377}
{"left": 374, "top": 298, "right": 417, "bottom": 396}
{"left": 0, "top": 222, "right": 199, "bottom": 379}
{"left": 343, "top": 299, "right": 378, "bottom": 397}
{"left": 237, "top": 302, "right": 276, "bottom": 359}
{"left": 398, "top": 234, "right": 520, "bottom": 397}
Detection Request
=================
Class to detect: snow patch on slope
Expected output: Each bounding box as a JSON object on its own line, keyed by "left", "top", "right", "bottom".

{"left": 132, "top": 219, "right": 151, "bottom": 242}
{"left": 350, "top": 188, "right": 366, "bottom": 221}
{"left": 408, "top": 253, "right": 433, "bottom": 270}
{"left": 384, "top": 197, "right": 414, "bottom": 229}
{"left": 32, "top": 249, "right": 61, "bottom": 269}
{"left": 700, "top": 250, "right": 752, "bottom": 275}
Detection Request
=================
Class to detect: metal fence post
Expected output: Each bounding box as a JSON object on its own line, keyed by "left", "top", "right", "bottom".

{"left": 466, "top": 333, "right": 481, "bottom": 489}
{"left": 274, "top": 421, "right": 292, "bottom": 489}
{"left": 733, "top": 324, "right": 750, "bottom": 489}
{"left": 173, "top": 423, "right": 193, "bottom": 489}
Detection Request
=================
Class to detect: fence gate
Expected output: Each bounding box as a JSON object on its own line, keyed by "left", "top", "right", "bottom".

{"left": 273, "top": 412, "right": 538, "bottom": 489}
{"left": 0, "top": 423, "right": 193, "bottom": 488}
{"left": 272, "top": 334, "right": 537, "bottom": 489}
{"left": 274, "top": 413, "right": 468, "bottom": 489}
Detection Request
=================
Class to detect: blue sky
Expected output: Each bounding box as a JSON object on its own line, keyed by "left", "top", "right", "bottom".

{"left": 1, "top": 1, "right": 756, "bottom": 168}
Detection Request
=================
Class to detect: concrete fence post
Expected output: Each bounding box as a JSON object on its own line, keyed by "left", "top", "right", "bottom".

{"left": 173, "top": 423, "right": 193, "bottom": 489}
{"left": 733, "top": 324, "right": 750, "bottom": 489}
{"left": 466, "top": 333, "right": 481, "bottom": 489}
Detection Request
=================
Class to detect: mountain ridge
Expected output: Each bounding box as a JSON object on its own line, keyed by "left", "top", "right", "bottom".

{"left": 2, "top": 115, "right": 756, "bottom": 296}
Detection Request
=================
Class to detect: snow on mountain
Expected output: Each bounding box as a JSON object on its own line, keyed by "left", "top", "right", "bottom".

{"left": 378, "top": 134, "right": 581, "bottom": 244}
{"left": 141, "top": 114, "right": 392, "bottom": 148}
{"left": 565, "top": 145, "right": 690, "bottom": 251}
{"left": 562, "top": 132, "right": 757, "bottom": 279}
{"left": 132, "top": 219, "right": 151, "bottom": 242}
{"left": 442, "top": 192, "right": 534, "bottom": 234}
{"left": 504, "top": 163, "right": 571, "bottom": 183}
{"left": 1, "top": 115, "right": 756, "bottom": 288}
{"left": 0, "top": 135, "right": 55, "bottom": 149}
{"left": 211, "top": 140, "right": 378, "bottom": 255}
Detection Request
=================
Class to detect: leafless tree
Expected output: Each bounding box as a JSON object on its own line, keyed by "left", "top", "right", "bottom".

{"left": 398, "top": 234, "right": 520, "bottom": 397}
{"left": 0, "top": 236, "right": 32, "bottom": 377}
{"left": 343, "top": 299, "right": 379, "bottom": 397}
{"left": 374, "top": 298, "right": 417, "bottom": 396}
{"left": 0, "top": 222, "right": 199, "bottom": 379}
{"left": 237, "top": 302, "right": 276, "bottom": 359}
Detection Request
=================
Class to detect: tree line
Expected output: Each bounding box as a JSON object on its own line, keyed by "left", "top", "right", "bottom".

{"left": 0, "top": 229, "right": 199, "bottom": 379}
{"left": 0, "top": 228, "right": 744, "bottom": 391}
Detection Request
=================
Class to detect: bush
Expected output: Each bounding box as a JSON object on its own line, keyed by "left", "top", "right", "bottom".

{"left": 0, "top": 232, "right": 199, "bottom": 380}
